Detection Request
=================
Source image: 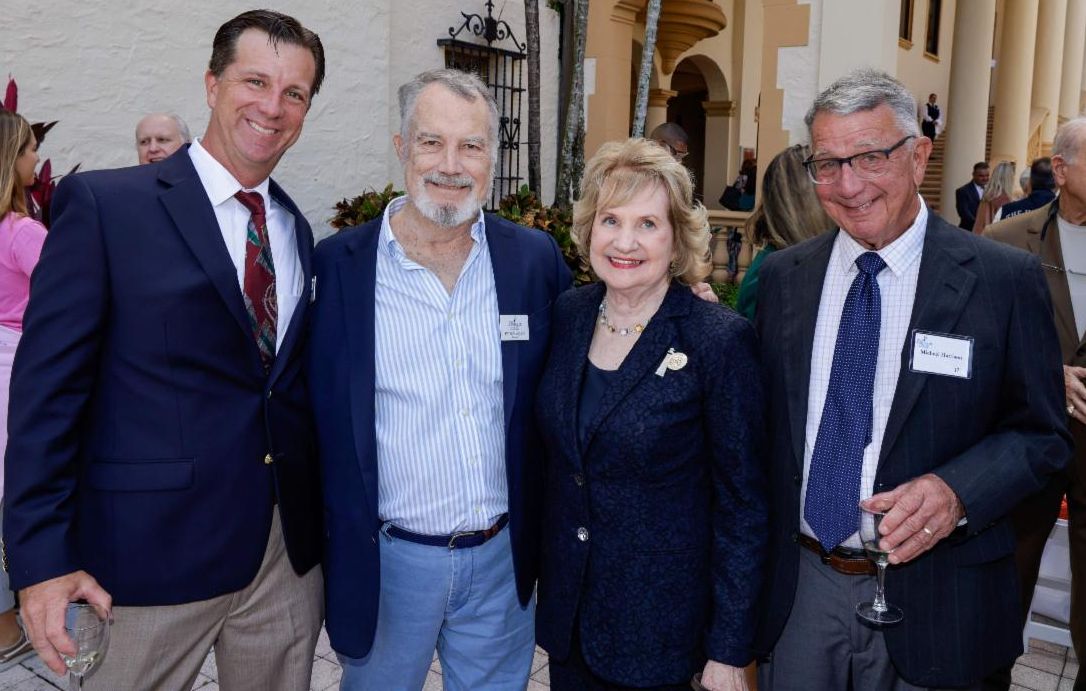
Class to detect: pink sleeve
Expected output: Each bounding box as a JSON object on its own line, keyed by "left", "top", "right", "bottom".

{"left": 8, "top": 216, "right": 47, "bottom": 278}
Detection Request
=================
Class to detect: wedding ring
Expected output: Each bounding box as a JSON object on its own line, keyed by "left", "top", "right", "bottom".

{"left": 1069, "top": 404, "right": 1076, "bottom": 416}
{"left": 921, "top": 526, "right": 934, "bottom": 537}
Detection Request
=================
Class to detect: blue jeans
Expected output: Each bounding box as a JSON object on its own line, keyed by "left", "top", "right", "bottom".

{"left": 338, "top": 524, "right": 535, "bottom": 691}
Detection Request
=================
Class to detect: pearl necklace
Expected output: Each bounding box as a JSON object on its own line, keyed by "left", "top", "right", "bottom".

{"left": 598, "top": 297, "right": 648, "bottom": 336}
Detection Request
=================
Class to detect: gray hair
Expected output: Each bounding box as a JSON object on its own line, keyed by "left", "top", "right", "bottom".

{"left": 804, "top": 68, "right": 921, "bottom": 140}
{"left": 1053, "top": 117, "right": 1086, "bottom": 165}
{"left": 397, "top": 69, "right": 499, "bottom": 168}
{"left": 135, "top": 112, "right": 191, "bottom": 143}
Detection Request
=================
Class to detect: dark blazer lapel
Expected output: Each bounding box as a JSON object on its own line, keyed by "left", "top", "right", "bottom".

{"left": 581, "top": 283, "right": 687, "bottom": 451}
{"left": 879, "top": 218, "right": 977, "bottom": 466}
{"left": 157, "top": 151, "right": 255, "bottom": 356}
{"left": 780, "top": 232, "right": 836, "bottom": 473}
{"left": 564, "top": 284, "right": 604, "bottom": 460}
{"left": 486, "top": 216, "right": 521, "bottom": 430}
{"left": 340, "top": 224, "right": 381, "bottom": 523}
{"left": 268, "top": 179, "right": 313, "bottom": 384}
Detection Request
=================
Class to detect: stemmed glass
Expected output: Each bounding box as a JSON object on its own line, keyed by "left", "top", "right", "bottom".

{"left": 856, "top": 506, "right": 904, "bottom": 625}
{"left": 61, "top": 603, "right": 109, "bottom": 690}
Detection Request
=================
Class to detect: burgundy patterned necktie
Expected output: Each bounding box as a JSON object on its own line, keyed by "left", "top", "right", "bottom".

{"left": 234, "top": 190, "right": 277, "bottom": 371}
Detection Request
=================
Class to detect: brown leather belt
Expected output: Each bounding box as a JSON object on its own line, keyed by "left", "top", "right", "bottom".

{"left": 797, "top": 533, "right": 877, "bottom": 576}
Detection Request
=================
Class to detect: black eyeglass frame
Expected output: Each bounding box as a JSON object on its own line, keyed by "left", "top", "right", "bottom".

{"left": 804, "top": 135, "right": 916, "bottom": 185}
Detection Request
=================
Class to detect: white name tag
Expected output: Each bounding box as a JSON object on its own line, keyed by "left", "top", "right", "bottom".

{"left": 499, "top": 314, "right": 530, "bottom": 341}
{"left": 909, "top": 330, "right": 973, "bottom": 379}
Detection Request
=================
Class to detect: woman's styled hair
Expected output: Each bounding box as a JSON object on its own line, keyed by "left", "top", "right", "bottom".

{"left": 572, "top": 138, "right": 711, "bottom": 284}
{"left": 745, "top": 144, "right": 835, "bottom": 249}
{"left": 0, "top": 110, "right": 33, "bottom": 219}
{"left": 982, "top": 161, "right": 1018, "bottom": 203}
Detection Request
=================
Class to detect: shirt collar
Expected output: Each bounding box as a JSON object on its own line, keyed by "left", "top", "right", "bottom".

{"left": 188, "top": 138, "right": 272, "bottom": 207}
{"left": 379, "top": 196, "right": 487, "bottom": 258}
{"left": 833, "top": 194, "right": 927, "bottom": 277}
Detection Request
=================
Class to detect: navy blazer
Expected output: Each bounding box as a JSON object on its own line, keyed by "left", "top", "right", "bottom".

{"left": 4, "top": 147, "right": 322, "bottom": 604}
{"left": 307, "top": 212, "right": 571, "bottom": 658}
{"left": 535, "top": 282, "right": 768, "bottom": 687}
{"left": 955, "top": 182, "right": 981, "bottom": 231}
{"left": 753, "top": 213, "right": 1071, "bottom": 687}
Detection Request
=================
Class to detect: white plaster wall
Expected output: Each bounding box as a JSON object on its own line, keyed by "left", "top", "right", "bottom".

{"left": 1, "top": 0, "right": 561, "bottom": 238}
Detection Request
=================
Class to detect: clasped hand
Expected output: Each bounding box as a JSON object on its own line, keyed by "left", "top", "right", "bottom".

{"left": 861, "top": 473, "right": 964, "bottom": 565}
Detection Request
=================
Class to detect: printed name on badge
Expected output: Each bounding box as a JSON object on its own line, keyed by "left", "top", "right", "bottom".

{"left": 500, "top": 314, "right": 530, "bottom": 341}
{"left": 909, "top": 330, "right": 973, "bottom": 379}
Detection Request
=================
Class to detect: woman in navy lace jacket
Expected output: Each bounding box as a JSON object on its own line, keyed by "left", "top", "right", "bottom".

{"left": 535, "top": 138, "right": 768, "bottom": 691}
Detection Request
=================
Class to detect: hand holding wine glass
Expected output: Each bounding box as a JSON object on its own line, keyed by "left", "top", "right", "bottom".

{"left": 856, "top": 506, "right": 904, "bottom": 626}
{"left": 17, "top": 570, "right": 111, "bottom": 676}
{"left": 62, "top": 603, "right": 109, "bottom": 690}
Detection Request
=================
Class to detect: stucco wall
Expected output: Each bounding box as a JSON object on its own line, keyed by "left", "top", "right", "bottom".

{"left": 1, "top": 1, "right": 560, "bottom": 239}
{"left": 896, "top": 0, "right": 956, "bottom": 121}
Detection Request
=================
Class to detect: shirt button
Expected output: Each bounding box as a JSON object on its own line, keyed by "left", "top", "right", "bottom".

{"left": 454, "top": 358, "right": 464, "bottom": 368}
{"left": 264, "top": 453, "right": 274, "bottom": 465}
{"left": 576, "top": 527, "right": 589, "bottom": 542}
{"left": 573, "top": 473, "right": 585, "bottom": 486}
{"left": 460, "top": 408, "right": 470, "bottom": 418}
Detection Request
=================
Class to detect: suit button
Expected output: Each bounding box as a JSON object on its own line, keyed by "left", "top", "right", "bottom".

{"left": 792, "top": 473, "right": 801, "bottom": 486}
{"left": 791, "top": 532, "right": 799, "bottom": 543}
{"left": 264, "top": 453, "right": 274, "bottom": 465}
{"left": 573, "top": 473, "right": 585, "bottom": 486}
{"left": 576, "top": 527, "right": 589, "bottom": 542}
{"left": 266, "top": 390, "right": 273, "bottom": 400}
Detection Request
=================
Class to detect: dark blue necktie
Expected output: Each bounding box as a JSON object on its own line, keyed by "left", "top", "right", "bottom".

{"left": 805, "top": 251, "right": 886, "bottom": 552}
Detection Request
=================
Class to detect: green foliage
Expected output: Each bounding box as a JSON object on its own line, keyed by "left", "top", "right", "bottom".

{"left": 497, "top": 185, "right": 591, "bottom": 285}
{"left": 330, "top": 184, "right": 404, "bottom": 231}
{"left": 710, "top": 282, "right": 740, "bottom": 309}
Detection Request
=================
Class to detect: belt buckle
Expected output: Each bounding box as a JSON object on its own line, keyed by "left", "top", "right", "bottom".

{"left": 447, "top": 530, "right": 475, "bottom": 549}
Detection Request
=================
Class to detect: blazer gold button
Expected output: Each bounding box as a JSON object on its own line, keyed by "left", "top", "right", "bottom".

{"left": 264, "top": 453, "right": 274, "bottom": 465}
{"left": 576, "top": 527, "right": 589, "bottom": 542}
{"left": 573, "top": 473, "right": 585, "bottom": 486}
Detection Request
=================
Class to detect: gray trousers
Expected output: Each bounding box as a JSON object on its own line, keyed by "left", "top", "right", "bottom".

{"left": 758, "top": 547, "right": 981, "bottom": 691}
{"left": 84, "top": 507, "right": 324, "bottom": 691}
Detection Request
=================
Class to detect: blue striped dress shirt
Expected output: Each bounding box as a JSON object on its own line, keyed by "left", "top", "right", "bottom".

{"left": 374, "top": 196, "right": 507, "bottom": 535}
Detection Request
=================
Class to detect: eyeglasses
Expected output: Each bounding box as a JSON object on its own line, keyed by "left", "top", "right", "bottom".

{"left": 804, "top": 135, "right": 915, "bottom": 185}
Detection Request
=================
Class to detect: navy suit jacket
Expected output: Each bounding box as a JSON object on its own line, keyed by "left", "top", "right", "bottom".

{"left": 307, "top": 212, "right": 571, "bottom": 658}
{"left": 753, "top": 213, "right": 1071, "bottom": 687}
{"left": 4, "top": 147, "right": 322, "bottom": 604}
{"left": 955, "top": 182, "right": 981, "bottom": 231}
{"left": 534, "top": 282, "right": 768, "bottom": 687}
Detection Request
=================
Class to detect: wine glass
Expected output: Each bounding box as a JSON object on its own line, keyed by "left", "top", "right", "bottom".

{"left": 856, "top": 507, "right": 904, "bottom": 625}
{"left": 62, "top": 603, "right": 109, "bottom": 690}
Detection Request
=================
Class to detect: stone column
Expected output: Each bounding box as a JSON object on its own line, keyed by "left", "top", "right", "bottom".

{"left": 941, "top": 0, "right": 996, "bottom": 218}
{"left": 1061, "top": 0, "right": 1086, "bottom": 122}
{"left": 583, "top": 0, "right": 638, "bottom": 159}
{"left": 990, "top": 0, "right": 1040, "bottom": 171}
{"left": 645, "top": 88, "right": 677, "bottom": 136}
{"left": 702, "top": 100, "right": 735, "bottom": 210}
{"left": 1032, "top": 0, "right": 1067, "bottom": 147}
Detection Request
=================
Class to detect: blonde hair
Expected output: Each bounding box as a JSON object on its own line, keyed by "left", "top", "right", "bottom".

{"left": 572, "top": 138, "right": 711, "bottom": 284}
{"left": 982, "top": 161, "right": 1017, "bottom": 203}
{"left": 0, "top": 110, "right": 33, "bottom": 219}
{"left": 746, "top": 144, "right": 835, "bottom": 249}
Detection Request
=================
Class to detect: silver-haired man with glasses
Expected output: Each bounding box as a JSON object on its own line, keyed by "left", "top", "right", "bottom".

{"left": 753, "top": 68, "right": 1070, "bottom": 689}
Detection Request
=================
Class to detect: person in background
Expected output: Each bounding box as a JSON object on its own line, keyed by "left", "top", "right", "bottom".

{"left": 1020, "top": 165, "right": 1032, "bottom": 198}
{"left": 0, "top": 109, "right": 44, "bottom": 671}
{"left": 974, "top": 160, "right": 1018, "bottom": 233}
{"left": 920, "top": 92, "right": 943, "bottom": 140}
{"left": 134, "top": 112, "right": 190, "bottom": 164}
{"left": 650, "top": 122, "right": 690, "bottom": 164}
{"left": 954, "top": 161, "right": 989, "bottom": 231}
{"left": 736, "top": 144, "right": 834, "bottom": 320}
{"left": 535, "top": 137, "right": 766, "bottom": 691}
{"left": 997, "top": 157, "right": 1056, "bottom": 221}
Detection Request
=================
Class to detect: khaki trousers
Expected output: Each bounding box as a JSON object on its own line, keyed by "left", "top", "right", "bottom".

{"left": 84, "top": 508, "right": 323, "bottom": 691}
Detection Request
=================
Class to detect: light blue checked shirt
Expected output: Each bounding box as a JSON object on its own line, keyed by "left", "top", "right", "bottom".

{"left": 373, "top": 196, "right": 507, "bottom": 535}
{"left": 801, "top": 198, "right": 928, "bottom": 549}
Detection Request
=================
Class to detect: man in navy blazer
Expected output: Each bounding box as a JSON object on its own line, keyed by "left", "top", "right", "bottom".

{"left": 308, "top": 69, "right": 570, "bottom": 690}
{"left": 4, "top": 11, "right": 326, "bottom": 689}
{"left": 954, "top": 161, "right": 988, "bottom": 231}
{"left": 754, "top": 70, "right": 1070, "bottom": 689}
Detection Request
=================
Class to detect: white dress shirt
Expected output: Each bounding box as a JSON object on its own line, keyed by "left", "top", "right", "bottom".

{"left": 1058, "top": 214, "right": 1086, "bottom": 339}
{"left": 801, "top": 199, "right": 928, "bottom": 549}
{"left": 373, "top": 196, "right": 507, "bottom": 535}
{"left": 188, "top": 139, "right": 303, "bottom": 352}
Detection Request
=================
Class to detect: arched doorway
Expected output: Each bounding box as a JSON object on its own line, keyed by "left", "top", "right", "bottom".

{"left": 667, "top": 55, "right": 730, "bottom": 204}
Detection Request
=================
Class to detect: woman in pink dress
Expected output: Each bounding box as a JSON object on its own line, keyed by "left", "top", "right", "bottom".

{"left": 0, "top": 109, "right": 46, "bottom": 669}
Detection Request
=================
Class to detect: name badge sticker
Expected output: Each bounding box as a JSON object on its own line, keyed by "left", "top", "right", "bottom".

{"left": 500, "top": 314, "right": 530, "bottom": 341}
{"left": 909, "top": 330, "right": 973, "bottom": 379}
